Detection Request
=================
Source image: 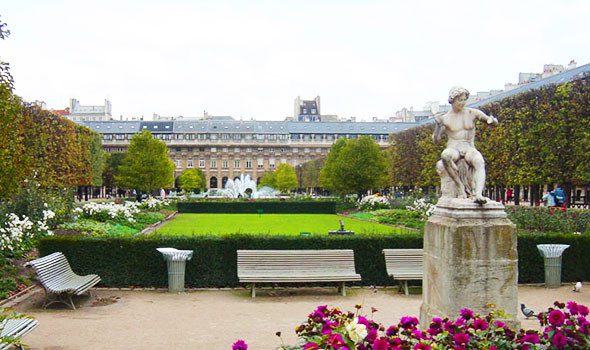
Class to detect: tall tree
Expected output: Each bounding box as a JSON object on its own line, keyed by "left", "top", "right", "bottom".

{"left": 177, "top": 168, "right": 206, "bottom": 193}
{"left": 274, "top": 163, "right": 298, "bottom": 193}
{"left": 301, "top": 158, "right": 324, "bottom": 192}
{"left": 321, "top": 136, "right": 389, "bottom": 195}
{"left": 259, "top": 171, "right": 277, "bottom": 188}
{"left": 116, "top": 130, "right": 174, "bottom": 193}
{"left": 102, "top": 152, "right": 126, "bottom": 189}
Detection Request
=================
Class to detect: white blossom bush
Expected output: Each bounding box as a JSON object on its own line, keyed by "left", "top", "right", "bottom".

{"left": 0, "top": 208, "right": 55, "bottom": 256}
{"left": 74, "top": 202, "right": 140, "bottom": 224}
{"left": 137, "top": 197, "right": 168, "bottom": 211}
{"left": 357, "top": 194, "right": 391, "bottom": 211}
{"left": 406, "top": 198, "right": 435, "bottom": 220}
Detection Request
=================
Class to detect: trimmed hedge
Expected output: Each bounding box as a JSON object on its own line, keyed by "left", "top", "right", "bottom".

{"left": 37, "top": 232, "right": 590, "bottom": 288}
{"left": 177, "top": 201, "right": 336, "bottom": 214}
{"left": 38, "top": 233, "right": 421, "bottom": 288}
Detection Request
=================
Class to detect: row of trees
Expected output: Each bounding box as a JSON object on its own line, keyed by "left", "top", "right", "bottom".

{"left": 0, "top": 19, "right": 104, "bottom": 200}
{"left": 389, "top": 76, "right": 590, "bottom": 203}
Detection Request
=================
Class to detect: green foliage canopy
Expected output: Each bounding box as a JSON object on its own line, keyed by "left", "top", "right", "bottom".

{"left": 274, "top": 163, "right": 298, "bottom": 193}
{"left": 321, "top": 136, "right": 389, "bottom": 195}
{"left": 177, "top": 168, "right": 206, "bottom": 193}
{"left": 116, "top": 130, "right": 175, "bottom": 192}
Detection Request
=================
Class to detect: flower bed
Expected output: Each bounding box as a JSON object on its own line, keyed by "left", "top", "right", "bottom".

{"left": 234, "top": 301, "right": 590, "bottom": 349}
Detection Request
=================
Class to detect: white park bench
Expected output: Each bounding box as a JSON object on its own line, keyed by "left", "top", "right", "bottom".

{"left": 25, "top": 252, "right": 101, "bottom": 310}
{"left": 237, "top": 250, "right": 361, "bottom": 297}
{"left": 0, "top": 316, "right": 39, "bottom": 350}
{"left": 382, "top": 248, "right": 423, "bottom": 295}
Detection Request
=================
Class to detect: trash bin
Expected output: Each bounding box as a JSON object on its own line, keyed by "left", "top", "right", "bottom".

{"left": 537, "top": 244, "right": 570, "bottom": 288}
{"left": 156, "top": 247, "right": 193, "bottom": 292}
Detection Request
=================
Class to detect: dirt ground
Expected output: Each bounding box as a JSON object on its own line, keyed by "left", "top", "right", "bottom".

{"left": 11, "top": 285, "right": 590, "bottom": 349}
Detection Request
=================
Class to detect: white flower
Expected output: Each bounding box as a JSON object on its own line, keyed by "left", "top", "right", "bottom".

{"left": 345, "top": 318, "right": 368, "bottom": 344}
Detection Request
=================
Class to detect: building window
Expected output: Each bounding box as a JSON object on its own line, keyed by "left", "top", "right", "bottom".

{"left": 245, "top": 160, "right": 252, "bottom": 169}
{"left": 175, "top": 159, "right": 182, "bottom": 168}
{"left": 293, "top": 148, "right": 299, "bottom": 153}
{"left": 269, "top": 158, "right": 275, "bottom": 169}
{"left": 176, "top": 147, "right": 182, "bottom": 152}
{"left": 269, "top": 147, "right": 274, "bottom": 152}
{"left": 234, "top": 147, "right": 240, "bottom": 153}
{"left": 316, "top": 148, "right": 322, "bottom": 153}
{"left": 257, "top": 158, "right": 264, "bottom": 169}
{"left": 199, "top": 147, "right": 205, "bottom": 152}
{"left": 199, "top": 160, "right": 205, "bottom": 168}
{"left": 246, "top": 147, "right": 252, "bottom": 153}
{"left": 187, "top": 159, "right": 193, "bottom": 168}
{"left": 222, "top": 160, "right": 229, "bottom": 169}
{"left": 211, "top": 147, "right": 217, "bottom": 153}
{"left": 304, "top": 148, "right": 310, "bottom": 153}
{"left": 222, "top": 147, "right": 228, "bottom": 152}
{"left": 210, "top": 159, "right": 217, "bottom": 168}
{"left": 234, "top": 159, "right": 240, "bottom": 168}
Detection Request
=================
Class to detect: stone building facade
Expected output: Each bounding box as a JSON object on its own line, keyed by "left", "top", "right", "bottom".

{"left": 82, "top": 119, "right": 418, "bottom": 189}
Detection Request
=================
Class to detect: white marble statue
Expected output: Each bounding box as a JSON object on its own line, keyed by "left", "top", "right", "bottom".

{"left": 433, "top": 87, "right": 498, "bottom": 204}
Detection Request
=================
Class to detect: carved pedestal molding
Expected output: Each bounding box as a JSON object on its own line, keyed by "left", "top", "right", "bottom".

{"left": 420, "top": 199, "right": 520, "bottom": 328}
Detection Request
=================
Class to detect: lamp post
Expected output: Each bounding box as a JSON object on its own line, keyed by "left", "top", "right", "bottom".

{"left": 297, "top": 164, "right": 302, "bottom": 194}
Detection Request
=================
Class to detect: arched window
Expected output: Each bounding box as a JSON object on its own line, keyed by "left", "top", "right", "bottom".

{"left": 210, "top": 177, "right": 218, "bottom": 189}
{"left": 222, "top": 176, "right": 229, "bottom": 188}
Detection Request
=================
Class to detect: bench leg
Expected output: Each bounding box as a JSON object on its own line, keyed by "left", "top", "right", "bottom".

{"left": 403, "top": 281, "right": 409, "bottom": 296}
{"left": 251, "top": 283, "right": 256, "bottom": 298}
{"left": 340, "top": 282, "right": 346, "bottom": 296}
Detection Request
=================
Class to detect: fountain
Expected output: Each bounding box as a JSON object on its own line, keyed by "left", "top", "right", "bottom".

{"left": 212, "top": 174, "right": 279, "bottom": 199}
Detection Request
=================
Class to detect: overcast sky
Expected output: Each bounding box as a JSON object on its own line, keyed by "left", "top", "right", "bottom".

{"left": 1, "top": 0, "right": 588, "bottom": 121}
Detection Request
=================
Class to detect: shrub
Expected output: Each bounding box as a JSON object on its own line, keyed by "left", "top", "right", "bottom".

{"left": 357, "top": 195, "right": 390, "bottom": 211}
{"left": 373, "top": 209, "right": 425, "bottom": 230}
{"left": 507, "top": 206, "right": 590, "bottom": 233}
{"left": 73, "top": 202, "right": 140, "bottom": 224}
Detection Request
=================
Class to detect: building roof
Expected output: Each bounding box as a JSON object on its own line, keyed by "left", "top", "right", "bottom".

{"left": 82, "top": 120, "right": 419, "bottom": 135}
{"left": 469, "top": 62, "right": 590, "bottom": 108}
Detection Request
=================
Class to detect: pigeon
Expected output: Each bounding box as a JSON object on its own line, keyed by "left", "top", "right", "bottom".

{"left": 521, "top": 303, "right": 535, "bottom": 319}
{"left": 574, "top": 281, "right": 583, "bottom": 292}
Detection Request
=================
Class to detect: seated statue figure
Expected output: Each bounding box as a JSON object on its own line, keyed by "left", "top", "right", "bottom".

{"left": 433, "top": 86, "right": 498, "bottom": 204}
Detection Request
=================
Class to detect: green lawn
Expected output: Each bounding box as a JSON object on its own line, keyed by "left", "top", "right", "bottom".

{"left": 153, "top": 213, "right": 401, "bottom": 236}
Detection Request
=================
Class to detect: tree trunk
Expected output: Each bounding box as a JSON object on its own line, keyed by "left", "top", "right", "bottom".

{"left": 514, "top": 185, "right": 520, "bottom": 206}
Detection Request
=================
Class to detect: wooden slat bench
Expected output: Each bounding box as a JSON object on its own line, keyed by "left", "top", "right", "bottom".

{"left": 25, "top": 252, "right": 101, "bottom": 310}
{"left": 382, "top": 249, "right": 423, "bottom": 295}
{"left": 237, "top": 250, "right": 361, "bottom": 298}
{"left": 0, "top": 316, "right": 39, "bottom": 350}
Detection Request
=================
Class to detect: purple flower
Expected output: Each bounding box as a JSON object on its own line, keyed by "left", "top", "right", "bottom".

{"left": 231, "top": 339, "right": 248, "bottom": 350}
{"left": 521, "top": 333, "right": 540, "bottom": 344}
{"left": 567, "top": 301, "right": 580, "bottom": 315}
{"left": 357, "top": 315, "right": 370, "bottom": 327}
{"left": 413, "top": 343, "right": 431, "bottom": 350}
{"left": 550, "top": 330, "right": 568, "bottom": 348}
{"left": 386, "top": 325, "right": 398, "bottom": 336}
{"left": 578, "top": 304, "right": 589, "bottom": 316}
{"left": 459, "top": 308, "right": 474, "bottom": 320}
{"left": 412, "top": 329, "right": 423, "bottom": 340}
{"left": 399, "top": 316, "right": 419, "bottom": 329}
{"left": 548, "top": 309, "right": 566, "bottom": 327}
{"left": 493, "top": 320, "right": 506, "bottom": 328}
{"left": 366, "top": 328, "right": 378, "bottom": 342}
{"left": 303, "top": 342, "right": 319, "bottom": 350}
{"left": 327, "top": 333, "right": 347, "bottom": 349}
{"left": 473, "top": 319, "right": 488, "bottom": 331}
{"left": 452, "top": 332, "right": 470, "bottom": 345}
{"left": 373, "top": 338, "right": 389, "bottom": 350}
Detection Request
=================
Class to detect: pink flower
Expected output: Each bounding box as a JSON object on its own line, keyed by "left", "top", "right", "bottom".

{"left": 473, "top": 319, "right": 488, "bottom": 331}
{"left": 413, "top": 343, "right": 431, "bottom": 350}
{"left": 399, "top": 316, "right": 419, "bottom": 329}
{"left": 578, "top": 305, "right": 589, "bottom": 316}
{"left": 452, "top": 332, "right": 470, "bottom": 345}
{"left": 567, "top": 301, "right": 580, "bottom": 315}
{"left": 386, "top": 325, "right": 398, "bottom": 336}
{"left": 373, "top": 338, "right": 389, "bottom": 350}
{"left": 327, "top": 334, "right": 347, "bottom": 349}
{"left": 548, "top": 309, "right": 566, "bottom": 327}
{"left": 550, "top": 330, "right": 567, "bottom": 348}
{"left": 459, "top": 308, "right": 474, "bottom": 320}
{"left": 303, "top": 342, "right": 319, "bottom": 350}
{"left": 231, "top": 339, "right": 248, "bottom": 350}
{"left": 522, "top": 333, "right": 540, "bottom": 346}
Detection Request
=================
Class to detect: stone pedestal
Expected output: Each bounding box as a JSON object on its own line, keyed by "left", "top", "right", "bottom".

{"left": 420, "top": 198, "right": 519, "bottom": 327}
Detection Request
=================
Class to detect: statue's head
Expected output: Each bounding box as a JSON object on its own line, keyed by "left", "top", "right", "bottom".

{"left": 448, "top": 86, "right": 470, "bottom": 104}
